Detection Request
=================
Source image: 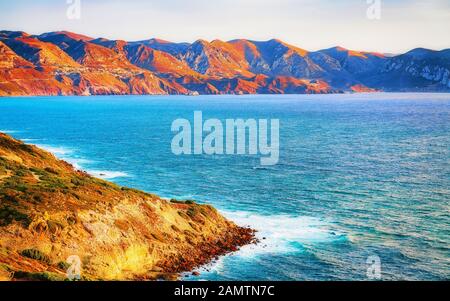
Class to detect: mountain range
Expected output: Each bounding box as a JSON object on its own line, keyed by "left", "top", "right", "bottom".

{"left": 0, "top": 30, "right": 449, "bottom": 96}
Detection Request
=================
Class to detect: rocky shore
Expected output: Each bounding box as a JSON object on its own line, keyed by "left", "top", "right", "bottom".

{"left": 0, "top": 133, "right": 256, "bottom": 281}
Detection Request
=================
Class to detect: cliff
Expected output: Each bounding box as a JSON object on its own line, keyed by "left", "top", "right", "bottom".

{"left": 0, "top": 133, "right": 255, "bottom": 281}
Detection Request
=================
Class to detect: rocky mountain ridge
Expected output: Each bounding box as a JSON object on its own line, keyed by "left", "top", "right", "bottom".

{"left": 0, "top": 30, "right": 449, "bottom": 96}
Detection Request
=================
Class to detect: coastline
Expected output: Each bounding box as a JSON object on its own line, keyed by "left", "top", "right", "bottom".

{"left": 1, "top": 92, "right": 450, "bottom": 102}
{"left": 0, "top": 133, "right": 256, "bottom": 281}
{"left": 1, "top": 94, "right": 449, "bottom": 280}
{"left": 1, "top": 90, "right": 450, "bottom": 99}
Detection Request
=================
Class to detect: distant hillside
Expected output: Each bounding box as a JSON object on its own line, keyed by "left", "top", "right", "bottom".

{"left": 363, "top": 48, "right": 450, "bottom": 91}
{"left": 0, "top": 30, "right": 449, "bottom": 96}
{"left": 0, "top": 133, "right": 254, "bottom": 281}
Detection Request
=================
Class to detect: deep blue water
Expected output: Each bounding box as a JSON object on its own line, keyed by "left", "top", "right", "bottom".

{"left": 0, "top": 93, "right": 449, "bottom": 281}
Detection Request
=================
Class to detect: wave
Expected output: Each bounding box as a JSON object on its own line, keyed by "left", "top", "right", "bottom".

{"left": 185, "top": 211, "right": 347, "bottom": 278}
{"left": 0, "top": 130, "right": 18, "bottom": 134}
{"left": 87, "top": 170, "right": 130, "bottom": 179}
{"left": 221, "top": 211, "right": 346, "bottom": 256}
{"left": 34, "top": 144, "right": 74, "bottom": 156}
{"left": 63, "top": 158, "right": 92, "bottom": 170}
{"left": 32, "top": 143, "right": 130, "bottom": 180}
{"left": 252, "top": 166, "right": 271, "bottom": 170}
{"left": 21, "top": 138, "right": 42, "bottom": 143}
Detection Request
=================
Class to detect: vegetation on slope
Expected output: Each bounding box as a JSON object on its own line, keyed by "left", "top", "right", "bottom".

{"left": 0, "top": 133, "right": 255, "bottom": 281}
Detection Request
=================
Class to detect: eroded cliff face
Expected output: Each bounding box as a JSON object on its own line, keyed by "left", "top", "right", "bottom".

{"left": 0, "top": 133, "right": 255, "bottom": 281}
{"left": 361, "top": 48, "right": 450, "bottom": 92}
{"left": 382, "top": 58, "right": 450, "bottom": 89}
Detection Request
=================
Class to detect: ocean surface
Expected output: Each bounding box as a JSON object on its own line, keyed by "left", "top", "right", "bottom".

{"left": 0, "top": 93, "right": 449, "bottom": 281}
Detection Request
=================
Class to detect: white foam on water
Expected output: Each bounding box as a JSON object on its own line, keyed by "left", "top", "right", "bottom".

{"left": 0, "top": 130, "right": 18, "bottom": 134}
{"left": 34, "top": 144, "right": 74, "bottom": 156}
{"left": 32, "top": 143, "right": 130, "bottom": 180}
{"left": 221, "top": 210, "right": 344, "bottom": 257}
{"left": 63, "top": 158, "right": 92, "bottom": 170}
{"left": 87, "top": 170, "right": 130, "bottom": 179}
{"left": 186, "top": 211, "right": 345, "bottom": 278}
{"left": 186, "top": 256, "right": 226, "bottom": 278}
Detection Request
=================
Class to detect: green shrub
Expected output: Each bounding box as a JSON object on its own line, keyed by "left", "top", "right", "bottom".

{"left": 29, "top": 167, "right": 46, "bottom": 176}
{"left": 170, "top": 199, "right": 196, "bottom": 205}
{"left": 70, "top": 177, "right": 90, "bottom": 187}
{"left": 39, "top": 177, "right": 69, "bottom": 191}
{"left": 0, "top": 193, "right": 19, "bottom": 204}
{"left": 19, "top": 144, "right": 36, "bottom": 155}
{"left": 32, "top": 195, "right": 42, "bottom": 203}
{"left": 0, "top": 206, "right": 30, "bottom": 226}
{"left": 57, "top": 261, "right": 71, "bottom": 271}
{"left": 20, "top": 249, "right": 51, "bottom": 264}
{"left": 14, "top": 184, "right": 28, "bottom": 192}
{"left": 44, "top": 167, "right": 59, "bottom": 175}
{"left": 186, "top": 205, "right": 207, "bottom": 219}
{"left": 14, "top": 271, "right": 64, "bottom": 281}
{"left": 170, "top": 199, "right": 184, "bottom": 204}
{"left": 186, "top": 207, "right": 198, "bottom": 218}
{"left": 14, "top": 169, "right": 26, "bottom": 177}
{"left": 120, "top": 186, "right": 153, "bottom": 197}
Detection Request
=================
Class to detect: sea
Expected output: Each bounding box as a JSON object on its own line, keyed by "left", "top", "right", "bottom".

{"left": 0, "top": 93, "right": 449, "bottom": 280}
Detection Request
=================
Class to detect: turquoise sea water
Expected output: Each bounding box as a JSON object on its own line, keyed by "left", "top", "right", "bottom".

{"left": 0, "top": 93, "right": 449, "bottom": 280}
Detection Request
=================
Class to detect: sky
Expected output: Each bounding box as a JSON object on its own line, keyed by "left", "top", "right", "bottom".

{"left": 0, "top": 0, "right": 449, "bottom": 53}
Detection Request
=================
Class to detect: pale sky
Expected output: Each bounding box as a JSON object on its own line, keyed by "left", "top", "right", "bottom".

{"left": 0, "top": 0, "right": 449, "bottom": 53}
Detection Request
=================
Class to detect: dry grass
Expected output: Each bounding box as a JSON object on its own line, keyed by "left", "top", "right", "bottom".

{"left": 0, "top": 133, "right": 254, "bottom": 281}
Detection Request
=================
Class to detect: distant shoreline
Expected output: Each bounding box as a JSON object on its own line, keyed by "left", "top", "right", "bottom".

{"left": 1, "top": 31, "right": 449, "bottom": 97}
{"left": 2, "top": 91, "right": 450, "bottom": 100}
